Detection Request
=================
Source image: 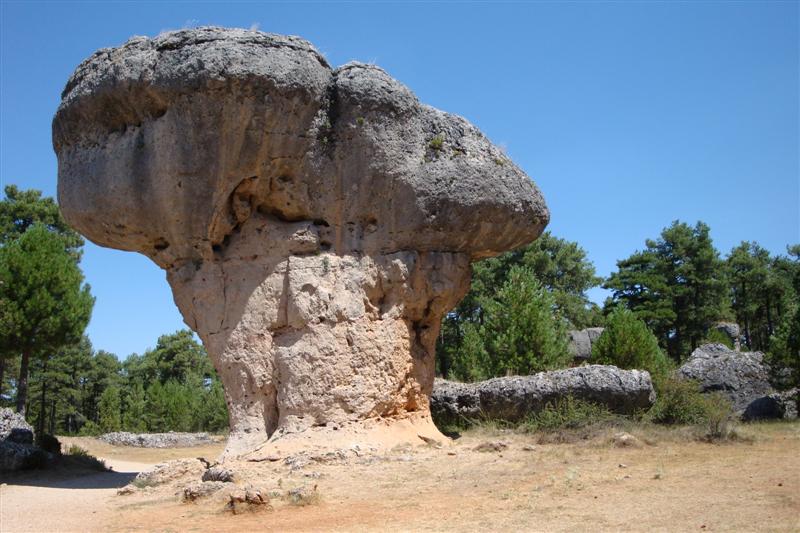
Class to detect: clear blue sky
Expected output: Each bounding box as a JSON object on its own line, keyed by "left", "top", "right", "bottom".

{"left": 1, "top": 1, "right": 798, "bottom": 358}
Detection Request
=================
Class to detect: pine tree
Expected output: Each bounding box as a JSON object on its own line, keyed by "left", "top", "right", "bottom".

{"left": 592, "top": 307, "right": 672, "bottom": 380}
{"left": 605, "top": 221, "right": 727, "bottom": 361}
{"left": 0, "top": 224, "right": 94, "bottom": 416}
{"left": 98, "top": 385, "right": 122, "bottom": 432}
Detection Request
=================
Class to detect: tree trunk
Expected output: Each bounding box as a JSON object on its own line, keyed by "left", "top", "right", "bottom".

{"left": 37, "top": 360, "right": 48, "bottom": 437}
{"left": 49, "top": 399, "right": 57, "bottom": 435}
{"left": 15, "top": 350, "right": 31, "bottom": 417}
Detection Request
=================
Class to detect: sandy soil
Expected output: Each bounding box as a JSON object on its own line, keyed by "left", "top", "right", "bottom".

{"left": 1, "top": 423, "right": 798, "bottom": 532}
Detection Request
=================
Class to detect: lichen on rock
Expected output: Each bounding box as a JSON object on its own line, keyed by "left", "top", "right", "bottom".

{"left": 53, "top": 27, "right": 549, "bottom": 457}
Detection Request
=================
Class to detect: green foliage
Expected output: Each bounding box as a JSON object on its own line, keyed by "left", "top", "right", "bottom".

{"left": 520, "top": 397, "right": 615, "bottom": 432}
{"left": 767, "top": 304, "right": 800, "bottom": 390}
{"left": 428, "top": 134, "right": 444, "bottom": 151}
{"left": 702, "top": 328, "right": 734, "bottom": 349}
{"left": 437, "top": 232, "right": 601, "bottom": 379}
{"left": 646, "top": 376, "right": 730, "bottom": 426}
{"left": 592, "top": 307, "right": 672, "bottom": 380}
{"left": 0, "top": 224, "right": 94, "bottom": 414}
{"left": 448, "top": 266, "right": 570, "bottom": 380}
{"left": 0, "top": 185, "right": 84, "bottom": 258}
{"left": 604, "top": 221, "right": 728, "bottom": 361}
{"left": 727, "top": 241, "right": 796, "bottom": 351}
{"left": 78, "top": 420, "right": 101, "bottom": 436}
{"left": 98, "top": 385, "right": 122, "bottom": 432}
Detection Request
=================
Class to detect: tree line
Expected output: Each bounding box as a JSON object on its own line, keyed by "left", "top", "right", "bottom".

{"left": 0, "top": 185, "right": 227, "bottom": 436}
{"left": 437, "top": 221, "right": 800, "bottom": 388}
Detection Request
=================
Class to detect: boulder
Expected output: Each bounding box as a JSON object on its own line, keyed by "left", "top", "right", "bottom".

{"left": 431, "top": 365, "right": 655, "bottom": 424}
{"left": 54, "top": 27, "right": 549, "bottom": 457}
{"left": 678, "top": 343, "right": 772, "bottom": 414}
{"left": 711, "top": 322, "right": 741, "bottom": 350}
{"left": 0, "top": 408, "right": 45, "bottom": 472}
{"left": 0, "top": 408, "right": 34, "bottom": 444}
{"left": 567, "top": 327, "right": 605, "bottom": 361}
{"left": 742, "top": 389, "right": 798, "bottom": 421}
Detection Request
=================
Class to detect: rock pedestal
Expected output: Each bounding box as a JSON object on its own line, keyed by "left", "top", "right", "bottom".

{"left": 53, "top": 28, "right": 549, "bottom": 457}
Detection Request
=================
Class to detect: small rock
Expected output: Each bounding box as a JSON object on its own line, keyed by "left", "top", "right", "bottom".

{"left": 182, "top": 481, "right": 230, "bottom": 502}
{"left": 613, "top": 432, "right": 642, "bottom": 448}
{"left": 417, "top": 434, "right": 442, "bottom": 448}
{"left": 474, "top": 441, "right": 508, "bottom": 453}
{"left": 522, "top": 444, "right": 536, "bottom": 452}
{"left": 116, "top": 486, "right": 135, "bottom": 496}
{"left": 286, "top": 485, "right": 320, "bottom": 506}
{"left": 202, "top": 465, "right": 235, "bottom": 483}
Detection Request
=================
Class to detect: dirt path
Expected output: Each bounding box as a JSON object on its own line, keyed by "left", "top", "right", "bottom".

{"left": 0, "top": 457, "right": 149, "bottom": 532}
{"left": 1, "top": 424, "right": 798, "bottom": 532}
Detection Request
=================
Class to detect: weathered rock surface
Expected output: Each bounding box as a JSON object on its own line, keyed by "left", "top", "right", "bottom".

{"left": 0, "top": 408, "right": 45, "bottom": 472}
{"left": 678, "top": 343, "right": 772, "bottom": 414}
{"left": 742, "top": 388, "right": 798, "bottom": 421}
{"left": 0, "top": 408, "right": 34, "bottom": 445}
{"left": 54, "top": 27, "right": 548, "bottom": 456}
{"left": 99, "top": 431, "right": 214, "bottom": 448}
{"left": 431, "top": 365, "right": 655, "bottom": 424}
{"left": 567, "top": 327, "right": 605, "bottom": 361}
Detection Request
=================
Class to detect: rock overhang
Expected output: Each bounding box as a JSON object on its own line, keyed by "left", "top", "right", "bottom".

{"left": 53, "top": 26, "right": 548, "bottom": 269}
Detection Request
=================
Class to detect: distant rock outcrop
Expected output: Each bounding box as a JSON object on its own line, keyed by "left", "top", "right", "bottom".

{"left": 99, "top": 432, "right": 215, "bottom": 448}
{"left": 678, "top": 343, "right": 773, "bottom": 415}
{"left": 431, "top": 365, "right": 655, "bottom": 424}
{"left": 567, "top": 328, "right": 605, "bottom": 361}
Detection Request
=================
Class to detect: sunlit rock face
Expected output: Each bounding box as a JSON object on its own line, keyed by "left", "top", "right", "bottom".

{"left": 53, "top": 27, "right": 549, "bottom": 457}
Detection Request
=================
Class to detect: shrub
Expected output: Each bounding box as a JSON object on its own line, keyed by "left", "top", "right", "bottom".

{"left": 520, "top": 396, "right": 616, "bottom": 432}
{"left": 63, "top": 444, "right": 108, "bottom": 471}
{"left": 646, "top": 376, "right": 733, "bottom": 429}
{"left": 592, "top": 307, "right": 672, "bottom": 380}
{"left": 78, "top": 420, "right": 101, "bottom": 436}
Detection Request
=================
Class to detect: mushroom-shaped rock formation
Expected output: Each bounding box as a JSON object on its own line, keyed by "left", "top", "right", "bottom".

{"left": 54, "top": 28, "right": 549, "bottom": 457}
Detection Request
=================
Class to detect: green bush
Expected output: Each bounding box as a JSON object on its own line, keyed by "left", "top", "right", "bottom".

{"left": 521, "top": 396, "right": 616, "bottom": 432}
{"left": 646, "top": 376, "right": 732, "bottom": 426}
{"left": 78, "top": 420, "right": 101, "bottom": 436}
{"left": 592, "top": 307, "right": 672, "bottom": 380}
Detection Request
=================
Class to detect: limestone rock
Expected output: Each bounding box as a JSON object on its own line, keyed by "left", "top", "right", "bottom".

{"left": 53, "top": 27, "right": 549, "bottom": 457}
{"left": 99, "top": 431, "right": 214, "bottom": 448}
{"left": 0, "top": 408, "right": 34, "bottom": 445}
{"left": 567, "top": 327, "right": 605, "bottom": 361}
{"left": 431, "top": 365, "right": 655, "bottom": 424}
{"left": 678, "top": 343, "right": 772, "bottom": 414}
{"left": 132, "top": 458, "right": 206, "bottom": 487}
{"left": 0, "top": 409, "right": 42, "bottom": 472}
{"left": 202, "top": 465, "right": 236, "bottom": 482}
{"left": 743, "top": 389, "right": 798, "bottom": 421}
{"left": 183, "top": 481, "right": 233, "bottom": 502}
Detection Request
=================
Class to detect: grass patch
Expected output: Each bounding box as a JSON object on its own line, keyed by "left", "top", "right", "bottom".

{"left": 428, "top": 134, "right": 444, "bottom": 152}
